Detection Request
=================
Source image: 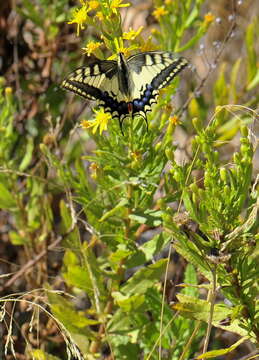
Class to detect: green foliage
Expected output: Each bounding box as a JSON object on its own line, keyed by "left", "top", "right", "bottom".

{"left": 0, "top": 1, "right": 258, "bottom": 360}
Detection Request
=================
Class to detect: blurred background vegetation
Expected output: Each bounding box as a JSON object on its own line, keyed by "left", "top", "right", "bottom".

{"left": 0, "top": 0, "right": 258, "bottom": 359}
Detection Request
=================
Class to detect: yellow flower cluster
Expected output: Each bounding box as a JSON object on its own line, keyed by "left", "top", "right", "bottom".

{"left": 68, "top": 0, "right": 131, "bottom": 35}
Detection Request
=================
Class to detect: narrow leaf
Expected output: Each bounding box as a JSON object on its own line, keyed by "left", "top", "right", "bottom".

{"left": 195, "top": 336, "right": 249, "bottom": 359}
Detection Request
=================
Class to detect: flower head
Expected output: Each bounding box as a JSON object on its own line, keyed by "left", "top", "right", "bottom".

{"left": 204, "top": 12, "right": 215, "bottom": 26}
{"left": 110, "top": 0, "right": 130, "bottom": 14}
{"left": 68, "top": 5, "right": 88, "bottom": 35}
{"left": 88, "top": 1, "right": 99, "bottom": 11}
{"left": 108, "top": 37, "right": 139, "bottom": 59}
{"left": 82, "top": 41, "right": 102, "bottom": 56}
{"left": 152, "top": 6, "right": 168, "bottom": 20}
{"left": 89, "top": 162, "right": 99, "bottom": 180}
{"left": 140, "top": 35, "right": 157, "bottom": 52}
{"left": 123, "top": 26, "right": 144, "bottom": 41}
{"left": 5, "top": 87, "right": 12, "bottom": 95}
{"left": 96, "top": 11, "right": 104, "bottom": 21}
{"left": 169, "top": 115, "right": 180, "bottom": 126}
{"left": 81, "top": 108, "right": 111, "bottom": 135}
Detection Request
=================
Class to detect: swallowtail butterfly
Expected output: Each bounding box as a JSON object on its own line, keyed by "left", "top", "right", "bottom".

{"left": 62, "top": 51, "right": 188, "bottom": 131}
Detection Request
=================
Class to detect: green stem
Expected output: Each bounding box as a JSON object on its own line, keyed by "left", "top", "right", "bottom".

{"left": 202, "top": 264, "right": 217, "bottom": 357}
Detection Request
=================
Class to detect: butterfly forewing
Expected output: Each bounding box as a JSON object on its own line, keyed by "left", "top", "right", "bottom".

{"left": 62, "top": 60, "right": 119, "bottom": 100}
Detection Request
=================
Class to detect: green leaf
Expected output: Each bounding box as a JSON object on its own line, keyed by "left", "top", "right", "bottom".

{"left": 245, "top": 21, "right": 257, "bottom": 82}
{"left": 247, "top": 68, "right": 259, "bottom": 91}
{"left": 138, "top": 232, "right": 170, "bottom": 261}
{"left": 0, "top": 182, "right": 17, "bottom": 210}
{"left": 60, "top": 199, "right": 80, "bottom": 249}
{"left": 19, "top": 136, "right": 34, "bottom": 171}
{"left": 182, "top": 190, "right": 200, "bottom": 223}
{"left": 109, "top": 248, "right": 133, "bottom": 269}
{"left": 126, "top": 233, "right": 170, "bottom": 268}
{"left": 9, "top": 230, "right": 28, "bottom": 245}
{"left": 195, "top": 336, "right": 249, "bottom": 359}
{"left": 174, "top": 237, "right": 211, "bottom": 280}
{"left": 129, "top": 209, "right": 163, "bottom": 227}
{"left": 176, "top": 25, "right": 206, "bottom": 52}
{"left": 112, "top": 291, "right": 145, "bottom": 311}
{"left": 174, "top": 294, "right": 248, "bottom": 337}
{"left": 63, "top": 265, "right": 94, "bottom": 295}
{"left": 184, "top": 6, "right": 199, "bottom": 28}
{"left": 48, "top": 292, "right": 97, "bottom": 336}
{"left": 181, "top": 263, "right": 199, "bottom": 297}
{"left": 122, "top": 259, "right": 167, "bottom": 295}
{"left": 99, "top": 198, "right": 128, "bottom": 222}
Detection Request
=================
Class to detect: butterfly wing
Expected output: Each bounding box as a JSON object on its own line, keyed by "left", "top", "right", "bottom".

{"left": 62, "top": 52, "right": 188, "bottom": 130}
{"left": 127, "top": 51, "right": 188, "bottom": 119}
{"left": 62, "top": 58, "right": 130, "bottom": 121}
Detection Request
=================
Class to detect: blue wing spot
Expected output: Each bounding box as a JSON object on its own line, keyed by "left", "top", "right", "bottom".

{"left": 132, "top": 83, "right": 155, "bottom": 112}
{"left": 133, "top": 100, "right": 143, "bottom": 110}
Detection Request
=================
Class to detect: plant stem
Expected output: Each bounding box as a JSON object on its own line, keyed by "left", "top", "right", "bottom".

{"left": 202, "top": 264, "right": 217, "bottom": 357}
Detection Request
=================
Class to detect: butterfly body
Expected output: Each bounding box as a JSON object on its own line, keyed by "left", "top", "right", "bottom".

{"left": 62, "top": 51, "right": 188, "bottom": 130}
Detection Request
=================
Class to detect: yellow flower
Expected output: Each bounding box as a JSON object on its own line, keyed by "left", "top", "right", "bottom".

{"left": 152, "top": 6, "right": 168, "bottom": 20}
{"left": 123, "top": 26, "right": 144, "bottom": 41}
{"left": 88, "top": 1, "right": 99, "bottom": 10}
{"left": 204, "top": 12, "right": 215, "bottom": 26}
{"left": 5, "top": 87, "right": 12, "bottom": 95}
{"left": 68, "top": 5, "right": 88, "bottom": 35}
{"left": 82, "top": 108, "right": 111, "bottom": 135}
{"left": 110, "top": 0, "right": 130, "bottom": 14}
{"left": 82, "top": 41, "right": 102, "bottom": 56}
{"left": 169, "top": 115, "right": 180, "bottom": 126}
{"left": 131, "top": 151, "right": 142, "bottom": 161}
{"left": 108, "top": 37, "right": 139, "bottom": 59}
{"left": 89, "top": 162, "right": 99, "bottom": 180}
{"left": 151, "top": 28, "right": 160, "bottom": 35}
{"left": 96, "top": 11, "right": 104, "bottom": 21}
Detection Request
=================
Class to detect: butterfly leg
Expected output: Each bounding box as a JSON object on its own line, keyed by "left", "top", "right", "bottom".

{"left": 119, "top": 118, "right": 124, "bottom": 136}
{"left": 144, "top": 115, "right": 148, "bottom": 132}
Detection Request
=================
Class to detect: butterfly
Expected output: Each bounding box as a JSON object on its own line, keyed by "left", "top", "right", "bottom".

{"left": 61, "top": 51, "right": 188, "bottom": 132}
